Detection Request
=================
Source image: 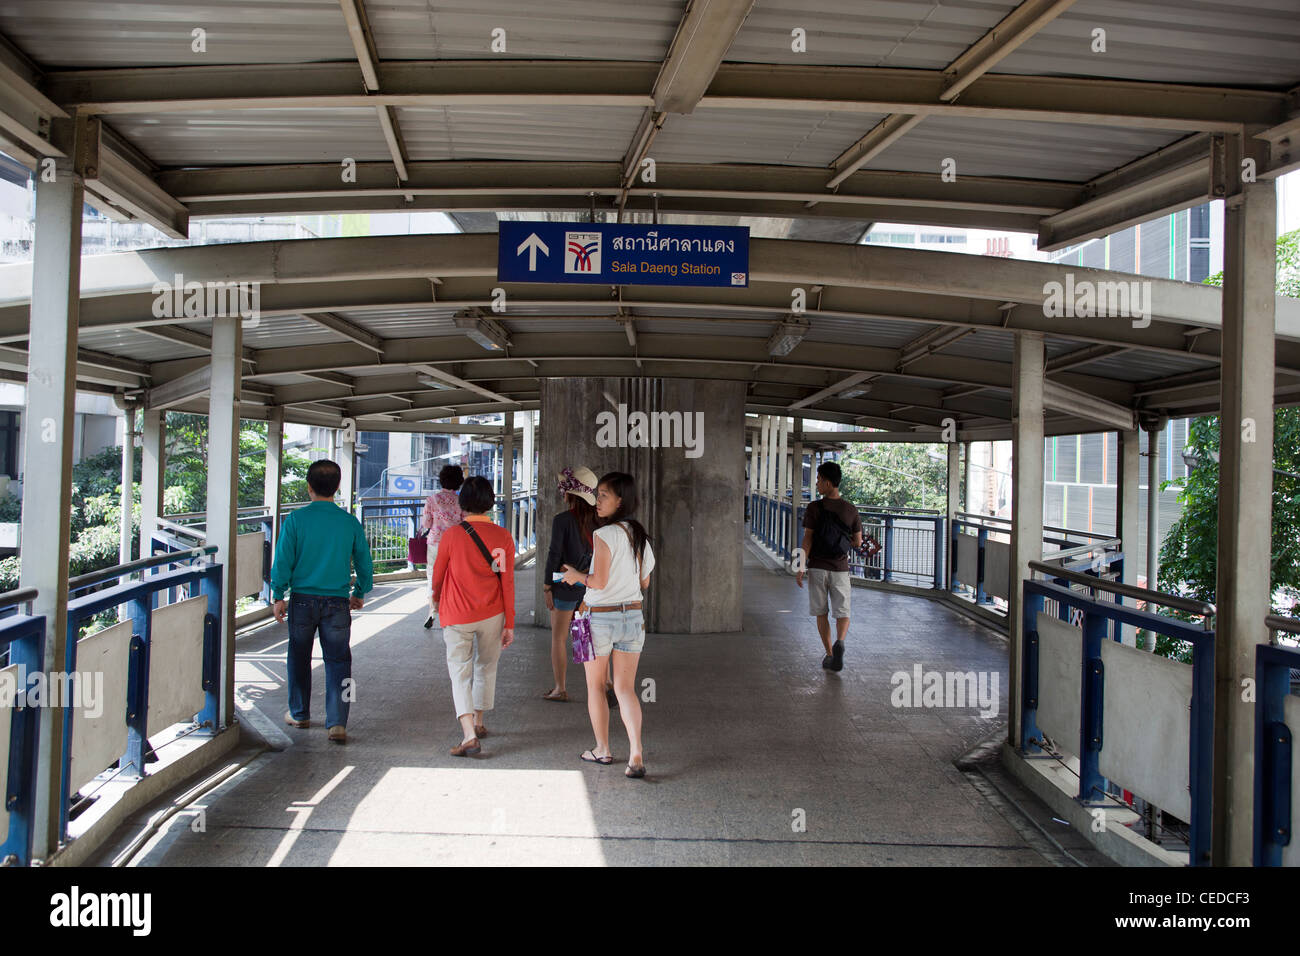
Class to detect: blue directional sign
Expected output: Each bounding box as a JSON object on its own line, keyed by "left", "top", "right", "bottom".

{"left": 497, "top": 221, "right": 749, "bottom": 287}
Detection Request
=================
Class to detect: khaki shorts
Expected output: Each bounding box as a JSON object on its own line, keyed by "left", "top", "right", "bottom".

{"left": 808, "top": 568, "right": 851, "bottom": 619}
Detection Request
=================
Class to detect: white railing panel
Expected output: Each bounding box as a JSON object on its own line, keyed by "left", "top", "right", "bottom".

{"left": 1286, "top": 693, "right": 1300, "bottom": 868}
{"left": 235, "top": 531, "right": 264, "bottom": 599}
{"left": 956, "top": 533, "right": 979, "bottom": 587}
{"left": 1098, "top": 638, "right": 1193, "bottom": 822}
{"left": 984, "top": 539, "right": 1011, "bottom": 600}
{"left": 68, "top": 620, "right": 133, "bottom": 794}
{"left": 148, "top": 595, "right": 207, "bottom": 731}
{"left": 0, "top": 662, "right": 14, "bottom": 843}
{"left": 1036, "top": 613, "right": 1082, "bottom": 757}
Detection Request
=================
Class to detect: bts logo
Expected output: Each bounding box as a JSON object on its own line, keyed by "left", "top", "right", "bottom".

{"left": 565, "top": 231, "right": 601, "bottom": 273}
{"left": 731, "top": 272, "right": 747, "bottom": 286}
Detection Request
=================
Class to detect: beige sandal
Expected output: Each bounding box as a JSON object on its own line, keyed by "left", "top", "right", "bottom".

{"left": 542, "top": 689, "right": 569, "bottom": 702}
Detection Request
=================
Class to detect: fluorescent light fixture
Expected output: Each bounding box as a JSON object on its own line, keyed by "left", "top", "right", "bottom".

{"left": 839, "top": 385, "right": 872, "bottom": 399}
{"left": 453, "top": 309, "right": 512, "bottom": 351}
{"left": 415, "top": 374, "right": 452, "bottom": 389}
{"left": 767, "top": 316, "right": 810, "bottom": 357}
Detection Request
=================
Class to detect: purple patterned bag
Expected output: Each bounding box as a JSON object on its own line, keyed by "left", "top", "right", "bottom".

{"left": 570, "top": 610, "right": 594, "bottom": 663}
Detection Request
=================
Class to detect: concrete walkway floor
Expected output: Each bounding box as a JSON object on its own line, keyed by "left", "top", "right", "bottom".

{"left": 92, "top": 548, "right": 1112, "bottom": 866}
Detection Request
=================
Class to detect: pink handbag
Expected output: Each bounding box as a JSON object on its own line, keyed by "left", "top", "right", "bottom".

{"left": 570, "top": 610, "right": 594, "bottom": 663}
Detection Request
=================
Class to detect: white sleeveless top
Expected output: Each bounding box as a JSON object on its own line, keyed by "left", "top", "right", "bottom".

{"left": 585, "top": 522, "right": 656, "bottom": 606}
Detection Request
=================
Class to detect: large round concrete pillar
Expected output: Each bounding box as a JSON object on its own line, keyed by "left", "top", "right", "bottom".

{"left": 536, "top": 376, "right": 746, "bottom": 633}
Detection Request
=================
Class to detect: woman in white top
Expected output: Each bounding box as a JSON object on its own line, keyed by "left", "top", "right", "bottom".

{"left": 561, "top": 471, "right": 656, "bottom": 778}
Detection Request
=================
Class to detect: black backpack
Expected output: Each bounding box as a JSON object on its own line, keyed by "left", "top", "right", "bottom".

{"left": 811, "top": 504, "right": 853, "bottom": 559}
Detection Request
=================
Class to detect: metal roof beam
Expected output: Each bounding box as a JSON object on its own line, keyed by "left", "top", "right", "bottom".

{"left": 653, "top": 0, "right": 755, "bottom": 114}
{"left": 300, "top": 311, "right": 385, "bottom": 352}
{"left": 45, "top": 62, "right": 1288, "bottom": 131}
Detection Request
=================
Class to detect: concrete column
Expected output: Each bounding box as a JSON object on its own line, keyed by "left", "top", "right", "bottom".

{"left": 1007, "top": 331, "right": 1045, "bottom": 748}
{"left": 946, "top": 441, "right": 962, "bottom": 588}
{"left": 790, "top": 421, "right": 803, "bottom": 558}
{"left": 205, "top": 315, "right": 242, "bottom": 730}
{"left": 338, "top": 430, "right": 355, "bottom": 513}
{"left": 537, "top": 377, "right": 744, "bottom": 633}
{"left": 264, "top": 406, "right": 284, "bottom": 548}
{"left": 756, "top": 415, "right": 768, "bottom": 496}
{"left": 775, "top": 416, "right": 788, "bottom": 505}
{"left": 1213, "top": 173, "right": 1276, "bottom": 866}
{"left": 522, "top": 409, "right": 534, "bottom": 494}
{"left": 1116, "top": 429, "right": 1141, "bottom": 647}
{"left": 808, "top": 446, "right": 818, "bottom": 500}
{"left": 140, "top": 408, "right": 166, "bottom": 554}
{"left": 118, "top": 403, "right": 138, "bottom": 565}
{"left": 1144, "top": 421, "right": 1163, "bottom": 600}
{"left": 21, "top": 114, "right": 91, "bottom": 860}
{"left": 748, "top": 424, "right": 758, "bottom": 526}
{"left": 502, "top": 418, "right": 515, "bottom": 538}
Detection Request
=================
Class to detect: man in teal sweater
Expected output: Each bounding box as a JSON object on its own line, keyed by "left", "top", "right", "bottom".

{"left": 271, "top": 460, "right": 374, "bottom": 744}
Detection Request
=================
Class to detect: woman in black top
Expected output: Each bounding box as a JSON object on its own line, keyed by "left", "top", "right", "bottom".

{"left": 543, "top": 467, "right": 598, "bottom": 702}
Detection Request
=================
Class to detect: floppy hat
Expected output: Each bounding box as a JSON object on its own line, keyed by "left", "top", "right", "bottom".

{"left": 557, "top": 466, "right": 598, "bottom": 506}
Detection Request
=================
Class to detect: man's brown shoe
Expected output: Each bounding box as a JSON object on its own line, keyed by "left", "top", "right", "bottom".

{"left": 285, "top": 711, "right": 309, "bottom": 728}
{"left": 450, "top": 738, "right": 482, "bottom": 757}
{"left": 328, "top": 725, "right": 347, "bottom": 744}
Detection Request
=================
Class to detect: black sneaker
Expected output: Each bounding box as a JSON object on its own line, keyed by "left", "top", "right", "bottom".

{"left": 606, "top": 687, "right": 619, "bottom": 709}
{"left": 831, "top": 640, "right": 845, "bottom": 672}
{"left": 821, "top": 654, "right": 834, "bottom": 669}
{"left": 423, "top": 615, "right": 434, "bottom": 629}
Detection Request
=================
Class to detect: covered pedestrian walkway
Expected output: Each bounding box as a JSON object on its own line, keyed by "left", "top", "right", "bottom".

{"left": 0, "top": 0, "right": 1298, "bottom": 873}
{"left": 83, "top": 555, "right": 1110, "bottom": 867}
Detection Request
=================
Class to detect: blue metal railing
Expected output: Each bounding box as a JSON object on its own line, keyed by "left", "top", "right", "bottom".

{"left": 359, "top": 491, "right": 539, "bottom": 569}
{"left": 2, "top": 547, "right": 225, "bottom": 866}
{"left": 1020, "top": 562, "right": 1215, "bottom": 865}
{"left": 1255, "top": 616, "right": 1300, "bottom": 866}
{"left": 1, "top": 587, "right": 43, "bottom": 867}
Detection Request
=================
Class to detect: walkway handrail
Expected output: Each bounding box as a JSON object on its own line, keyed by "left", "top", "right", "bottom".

{"left": 0, "top": 586, "right": 38, "bottom": 611}
{"left": 68, "top": 546, "right": 217, "bottom": 592}
{"left": 156, "top": 517, "right": 206, "bottom": 540}
{"left": 957, "top": 511, "right": 1117, "bottom": 541}
{"left": 1040, "top": 538, "right": 1123, "bottom": 565}
{"left": 1265, "top": 614, "right": 1300, "bottom": 636}
{"left": 1029, "top": 560, "right": 1216, "bottom": 622}
{"left": 1020, "top": 576, "right": 1215, "bottom": 865}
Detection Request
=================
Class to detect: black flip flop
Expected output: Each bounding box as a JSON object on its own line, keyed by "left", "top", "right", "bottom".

{"left": 581, "top": 749, "right": 614, "bottom": 765}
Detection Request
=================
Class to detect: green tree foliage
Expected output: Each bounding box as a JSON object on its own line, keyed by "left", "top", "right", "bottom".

{"left": 839, "top": 441, "right": 949, "bottom": 511}
{"left": 0, "top": 414, "right": 309, "bottom": 591}
{"left": 1150, "top": 229, "right": 1300, "bottom": 658}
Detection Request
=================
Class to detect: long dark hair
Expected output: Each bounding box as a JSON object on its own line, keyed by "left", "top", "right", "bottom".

{"left": 567, "top": 492, "right": 596, "bottom": 547}
{"left": 597, "top": 471, "right": 650, "bottom": 566}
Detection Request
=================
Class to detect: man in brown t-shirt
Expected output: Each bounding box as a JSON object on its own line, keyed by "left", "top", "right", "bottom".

{"left": 796, "top": 461, "right": 862, "bottom": 672}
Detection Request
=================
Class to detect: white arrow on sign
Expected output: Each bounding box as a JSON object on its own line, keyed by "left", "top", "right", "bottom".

{"left": 516, "top": 233, "right": 550, "bottom": 271}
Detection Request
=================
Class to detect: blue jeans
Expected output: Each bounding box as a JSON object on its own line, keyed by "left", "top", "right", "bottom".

{"left": 287, "top": 593, "right": 353, "bottom": 729}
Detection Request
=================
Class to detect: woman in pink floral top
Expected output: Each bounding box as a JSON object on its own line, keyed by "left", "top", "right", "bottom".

{"left": 421, "top": 464, "right": 464, "bottom": 628}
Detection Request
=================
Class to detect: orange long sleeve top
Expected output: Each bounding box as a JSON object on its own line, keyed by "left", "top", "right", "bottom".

{"left": 431, "top": 516, "right": 516, "bottom": 629}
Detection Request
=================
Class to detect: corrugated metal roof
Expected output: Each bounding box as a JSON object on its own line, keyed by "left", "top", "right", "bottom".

{"left": 366, "top": 0, "right": 685, "bottom": 61}
{"left": 0, "top": 0, "right": 357, "bottom": 68}
{"left": 726, "top": 0, "right": 1020, "bottom": 68}
{"left": 243, "top": 315, "right": 348, "bottom": 348}
{"left": 397, "top": 106, "right": 643, "bottom": 163}
{"left": 656, "top": 108, "right": 888, "bottom": 167}
{"left": 79, "top": 327, "right": 201, "bottom": 363}
{"left": 108, "top": 110, "right": 392, "bottom": 166}
{"left": 863, "top": 116, "right": 1184, "bottom": 182}
{"left": 1082, "top": 350, "right": 1217, "bottom": 382}
{"left": 994, "top": 0, "right": 1300, "bottom": 87}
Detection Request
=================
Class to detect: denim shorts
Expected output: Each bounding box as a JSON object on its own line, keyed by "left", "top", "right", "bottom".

{"left": 553, "top": 597, "right": 581, "bottom": 612}
{"left": 588, "top": 607, "right": 645, "bottom": 656}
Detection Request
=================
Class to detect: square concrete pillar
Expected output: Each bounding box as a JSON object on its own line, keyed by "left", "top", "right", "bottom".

{"left": 264, "top": 406, "right": 284, "bottom": 550}
{"left": 205, "top": 315, "right": 243, "bottom": 730}
{"left": 537, "top": 377, "right": 744, "bottom": 633}
{"left": 21, "top": 113, "right": 93, "bottom": 860}
{"left": 946, "top": 441, "right": 962, "bottom": 589}
{"left": 1116, "top": 429, "right": 1141, "bottom": 647}
{"left": 1213, "top": 173, "right": 1276, "bottom": 866}
{"left": 140, "top": 408, "right": 166, "bottom": 554}
{"left": 1007, "top": 331, "right": 1045, "bottom": 748}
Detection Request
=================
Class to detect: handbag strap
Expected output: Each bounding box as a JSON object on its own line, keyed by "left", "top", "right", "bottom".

{"left": 460, "top": 520, "right": 501, "bottom": 579}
